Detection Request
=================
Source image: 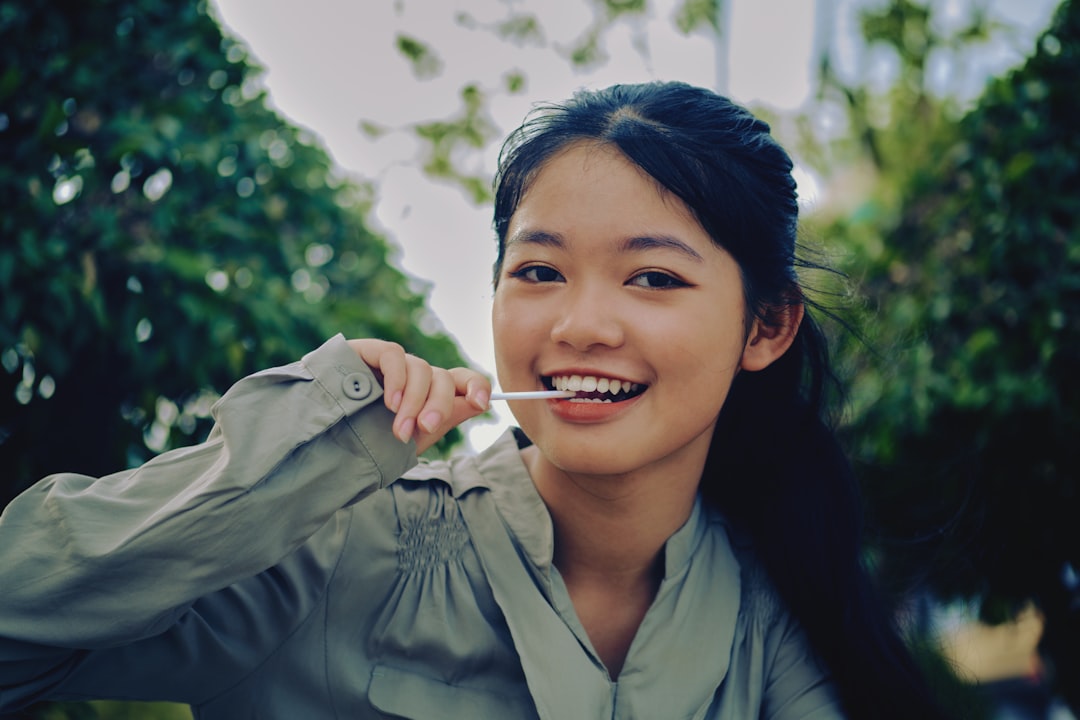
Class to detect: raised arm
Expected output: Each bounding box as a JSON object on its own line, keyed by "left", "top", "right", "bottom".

{"left": 0, "top": 334, "right": 488, "bottom": 710}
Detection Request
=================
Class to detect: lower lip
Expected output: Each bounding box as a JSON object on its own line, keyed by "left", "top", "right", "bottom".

{"left": 548, "top": 393, "right": 644, "bottom": 422}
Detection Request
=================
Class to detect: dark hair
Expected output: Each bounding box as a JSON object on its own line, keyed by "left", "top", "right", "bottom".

{"left": 492, "top": 82, "right": 948, "bottom": 719}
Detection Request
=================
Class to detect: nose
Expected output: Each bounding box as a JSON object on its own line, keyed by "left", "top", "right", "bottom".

{"left": 549, "top": 282, "right": 625, "bottom": 351}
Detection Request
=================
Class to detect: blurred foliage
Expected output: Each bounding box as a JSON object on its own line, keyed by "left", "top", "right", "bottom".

{"left": 674, "top": 0, "right": 723, "bottom": 35}
{"left": 806, "top": 0, "right": 1079, "bottom": 710}
{"left": 382, "top": 0, "right": 727, "bottom": 204}
{"left": 0, "top": 0, "right": 468, "bottom": 511}
{"left": 414, "top": 84, "right": 499, "bottom": 204}
{"left": 395, "top": 33, "right": 443, "bottom": 79}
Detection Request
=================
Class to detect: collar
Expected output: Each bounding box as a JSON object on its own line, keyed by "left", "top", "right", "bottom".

{"left": 401, "top": 429, "right": 719, "bottom": 584}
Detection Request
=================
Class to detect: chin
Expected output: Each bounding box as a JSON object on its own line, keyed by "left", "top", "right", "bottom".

{"left": 532, "top": 418, "right": 717, "bottom": 480}
{"left": 537, "top": 440, "right": 652, "bottom": 478}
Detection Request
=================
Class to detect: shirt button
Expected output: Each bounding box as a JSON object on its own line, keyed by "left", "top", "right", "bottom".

{"left": 342, "top": 372, "right": 373, "bottom": 400}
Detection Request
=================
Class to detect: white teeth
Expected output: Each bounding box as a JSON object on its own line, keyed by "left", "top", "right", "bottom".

{"left": 548, "top": 374, "right": 642, "bottom": 397}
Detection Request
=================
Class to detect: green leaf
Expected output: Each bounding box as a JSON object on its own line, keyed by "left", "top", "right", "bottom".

{"left": 674, "top": 0, "right": 722, "bottom": 34}
{"left": 394, "top": 34, "right": 442, "bottom": 79}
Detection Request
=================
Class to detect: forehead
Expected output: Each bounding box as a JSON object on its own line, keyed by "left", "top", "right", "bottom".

{"left": 522, "top": 142, "right": 669, "bottom": 205}
{"left": 505, "top": 143, "right": 713, "bottom": 252}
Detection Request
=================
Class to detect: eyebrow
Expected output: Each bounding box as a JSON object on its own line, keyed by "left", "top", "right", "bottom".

{"left": 506, "top": 229, "right": 564, "bottom": 248}
{"left": 506, "top": 229, "right": 705, "bottom": 263}
{"left": 621, "top": 234, "right": 704, "bottom": 262}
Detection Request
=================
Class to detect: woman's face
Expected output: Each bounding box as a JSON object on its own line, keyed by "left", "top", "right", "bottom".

{"left": 492, "top": 142, "right": 759, "bottom": 480}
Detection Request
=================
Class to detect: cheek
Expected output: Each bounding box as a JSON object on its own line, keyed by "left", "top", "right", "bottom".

{"left": 663, "top": 312, "right": 749, "bottom": 381}
{"left": 491, "top": 294, "right": 538, "bottom": 379}
{"left": 491, "top": 299, "right": 512, "bottom": 381}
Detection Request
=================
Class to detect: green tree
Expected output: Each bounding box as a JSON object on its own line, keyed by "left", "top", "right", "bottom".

{"left": 0, "top": 0, "right": 466, "bottom": 510}
{"left": 812, "top": 0, "right": 1079, "bottom": 710}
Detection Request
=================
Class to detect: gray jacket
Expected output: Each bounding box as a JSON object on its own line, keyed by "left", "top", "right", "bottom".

{"left": 0, "top": 335, "right": 841, "bottom": 719}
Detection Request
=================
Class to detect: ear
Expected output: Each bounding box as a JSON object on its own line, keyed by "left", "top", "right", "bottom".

{"left": 740, "top": 303, "right": 804, "bottom": 372}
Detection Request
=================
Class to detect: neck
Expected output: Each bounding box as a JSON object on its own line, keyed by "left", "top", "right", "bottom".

{"left": 522, "top": 446, "right": 701, "bottom": 678}
{"left": 522, "top": 445, "right": 700, "bottom": 583}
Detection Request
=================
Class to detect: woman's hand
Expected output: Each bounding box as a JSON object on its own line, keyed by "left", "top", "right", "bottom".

{"left": 346, "top": 339, "right": 491, "bottom": 454}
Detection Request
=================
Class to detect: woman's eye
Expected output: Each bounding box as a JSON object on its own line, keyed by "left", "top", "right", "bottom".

{"left": 510, "top": 265, "right": 563, "bottom": 283}
{"left": 628, "top": 271, "right": 688, "bottom": 289}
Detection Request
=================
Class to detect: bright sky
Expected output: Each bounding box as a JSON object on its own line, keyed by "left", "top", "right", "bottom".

{"left": 209, "top": 0, "right": 1056, "bottom": 450}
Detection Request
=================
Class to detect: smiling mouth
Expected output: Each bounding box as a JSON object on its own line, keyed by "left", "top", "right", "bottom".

{"left": 543, "top": 374, "right": 647, "bottom": 403}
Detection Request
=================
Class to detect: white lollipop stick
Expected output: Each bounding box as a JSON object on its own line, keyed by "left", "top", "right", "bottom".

{"left": 489, "top": 390, "right": 577, "bottom": 400}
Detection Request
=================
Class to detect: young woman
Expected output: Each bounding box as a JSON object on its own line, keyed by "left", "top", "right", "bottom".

{"left": 0, "top": 82, "right": 946, "bottom": 718}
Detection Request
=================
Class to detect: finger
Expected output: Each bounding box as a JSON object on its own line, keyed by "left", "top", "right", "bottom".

{"left": 448, "top": 367, "right": 492, "bottom": 413}
{"left": 412, "top": 370, "right": 492, "bottom": 455}
{"left": 393, "top": 354, "right": 432, "bottom": 443}
{"left": 377, "top": 346, "right": 411, "bottom": 414}
{"left": 413, "top": 396, "right": 482, "bottom": 455}
{"left": 416, "top": 367, "right": 456, "bottom": 436}
{"left": 347, "top": 339, "right": 407, "bottom": 412}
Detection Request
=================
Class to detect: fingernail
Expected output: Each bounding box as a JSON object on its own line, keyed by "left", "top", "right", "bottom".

{"left": 397, "top": 417, "right": 414, "bottom": 443}
{"left": 389, "top": 391, "right": 402, "bottom": 413}
{"left": 419, "top": 411, "right": 442, "bottom": 434}
{"left": 474, "top": 390, "right": 489, "bottom": 410}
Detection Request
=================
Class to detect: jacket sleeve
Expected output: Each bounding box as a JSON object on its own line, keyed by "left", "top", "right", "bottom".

{"left": 0, "top": 334, "right": 417, "bottom": 710}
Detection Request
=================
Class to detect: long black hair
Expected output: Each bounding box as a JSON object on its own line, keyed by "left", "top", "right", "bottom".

{"left": 492, "top": 82, "right": 949, "bottom": 719}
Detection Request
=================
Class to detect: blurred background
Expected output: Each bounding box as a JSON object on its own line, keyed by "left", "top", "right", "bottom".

{"left": 1, "top": 0, "right": 1077, "bottom": 718}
